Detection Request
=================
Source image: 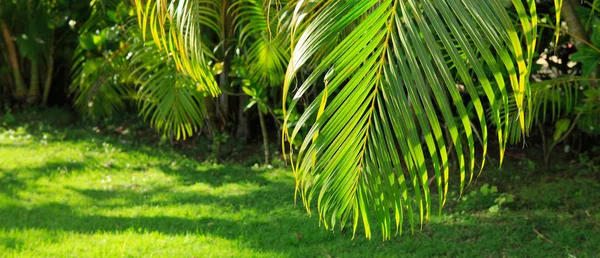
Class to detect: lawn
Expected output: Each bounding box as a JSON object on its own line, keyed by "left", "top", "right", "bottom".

{"left": 0, "top": 109, "right": 599, "bottom": 257}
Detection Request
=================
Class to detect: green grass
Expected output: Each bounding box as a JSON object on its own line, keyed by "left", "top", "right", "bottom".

{"left": 0, "top": 109, "right": 599, "bottom": 257}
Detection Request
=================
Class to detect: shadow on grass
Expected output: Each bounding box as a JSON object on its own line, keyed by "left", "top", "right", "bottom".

{"left": 1, "top": 171, "right": 599, "bottom": 256}
{"left": 1, "top": 113, "right": 206, "bottom": 163}
{"left": 1, "top": 201, "right": 598, "bottom": 257}
{"left": 157, "top": 164, "right": 272, "bottom": 187}
{"left": 2, "top": 113, "right": 599, "bottom": 256}
{"left": 1, "top": 125, "right": 271, "bottom": 188}
{"left": 0, "top": 161, "right": 88, "bottom": 196}
{"left": 68, "top": 182, "right": 290, "bottom": 213}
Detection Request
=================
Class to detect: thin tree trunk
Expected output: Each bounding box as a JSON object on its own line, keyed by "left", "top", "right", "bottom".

{"left": 204, "top": 96, "right": 218, "bottom": 137}
{"left": 1, "top": 49, "right": 14, "bottom": 93}
{"left": 41, "top": 59, "right": 53, "bottom": 106}
{"left": 562, "top": 0, "right": 589, "bottom": 45}
{"left": 267, "top": 107, "right": 283, "bottom": 153}
{"left": 218, "top": 73, "right": 229, "bottom": 124}
{"left": 1, "top": 20, "right": 27, "bottom": 102}
{"left": 27, "top": 60, "right": 40, "bottom": 105}
{"left": 42, "top": 40, "right": 54, "bottom": 106}
{"left": 562, "top": 0, "right": 597, "bottom": 87}
{"left": 218, "top": 0, "right": 232, "bottom": 129}
{"left": 258, "top": 107, "right": 270, "bottom": 165}
{"left": 236, "top": 94, "right": 249, "bottom": 141}
{"left": 0, "top": 82, "right": 4, "bottom": 107}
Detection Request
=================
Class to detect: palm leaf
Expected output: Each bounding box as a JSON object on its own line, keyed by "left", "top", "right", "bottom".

{"left": 230, "top": 0, "right": 290, "bottom": 86}
{"left": 134, "top": 0, "right": 220, "bottom": 96}
{"left": 71, "top": 1, "right": 208, "bottom": 140}
{"left": 499, "top": 76, "right": 598, "bottom": 144}
{"left": 69, "top": 0, "right": 132, "bottom": 118}
{"left": 129, "top": 37, "right": 208, "bottom": 140}
{"left": 132, "top": 0, "right": 543, "bottom": 239}
{"left": 70, "top": 55, "right": 132, "bottom": 118}
{"left": 282, "top": 0, "right": 539, "bottom": 239}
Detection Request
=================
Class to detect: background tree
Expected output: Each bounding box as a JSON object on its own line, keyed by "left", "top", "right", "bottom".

{"left": 0, "top": 0, "right": 88, "bottom": 106}
{"left": 70, "top": 0, "right": 291, "bottom": 161}
{"left": 500, "top": 0, "right": 600, "bottom": 166}
{"left": 102, "top": 0, "right": 293, "bottom": 162}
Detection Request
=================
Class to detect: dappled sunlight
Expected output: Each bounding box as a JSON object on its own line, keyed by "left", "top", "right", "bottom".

{"left": 0, "top": 123, "right": 313, "bottom": 255}
{"left": 0, "top": 116, "right": 598, "bottom": 256}
{"left": 0, "top": 228, "right": 279, "bottom": 257}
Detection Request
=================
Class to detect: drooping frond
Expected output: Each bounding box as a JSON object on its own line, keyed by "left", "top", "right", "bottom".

{"left": 129, "top": 37, "right": 208, "bottom": 140}
{"left": 282, "top": 0, "right": 538, "bottom": 239}
{"left": 134, "top": 0, "right": 220, "bottom": 96}
{"left": 71, "top": 1, "right": 208, "bottom": 140}
{"left": 230, "top": 0, "right": 290, "bottom": 86}
{"left": 499, "top": 76, "right": 599, "bottom": 144}
{"left": 70, "top": 54, "right": 132, "bottom": 118}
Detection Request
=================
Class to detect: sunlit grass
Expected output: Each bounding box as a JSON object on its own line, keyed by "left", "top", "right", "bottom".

{"left": 0, "top": 110, "right": 598, "bottom": 257}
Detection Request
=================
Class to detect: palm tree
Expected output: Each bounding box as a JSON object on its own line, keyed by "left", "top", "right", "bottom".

{"left": 134, "top": 0, "right": 291, "bottom": 162}
{"left": 71, "top": 0, "right": 290, "bottom": 144}
{"left": 135, "top": 0, "right": 545, "bottom": 239}
{"left": 70, "top": 0, "right": 209, "bottom": 140}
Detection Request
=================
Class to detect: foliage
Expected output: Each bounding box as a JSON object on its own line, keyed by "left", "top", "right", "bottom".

{"left": 0, "top": 0, "right": 87, "bottom": 106}
{"left": 455, "top": 183, "right": 515, "bottom": 213}
{"left": 497, "top": 1, "right": 600, "bottom": 166}
{"left": 70, "top": 0, "right": 294, "bottom": 151}
{"left": 70, "top": 1, "right": 208, "bottom": 140}
{"left": 133, "top": 0, "right": 290, "bottom": 93}
{"left": 280, "top": 0, "right": 538, "bottom": 239}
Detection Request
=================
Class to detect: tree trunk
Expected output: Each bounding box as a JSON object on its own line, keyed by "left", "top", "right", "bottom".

{"left": 236, "top": 94, "right": 249, "bottom": 141}
{"left": 258, "top": 107, "right": 270, "bottom": 165}
{"left": 217, "top": 0, "right": 233, "bottom": 130}
{"left": 218, "top": 73, "right": 230, "bottom": 127}
{"left": 561, "top": 0, "right": 598, "bottom": 86}
{"left": 1, "top": 20, "right": 27, "bottom": 102}
{"left": 204, "top": 96, "right": 218, "bottom": 138}
{"left": 27, "top": 60, "right": 40, "bottom": 105}
{"left": 561, "top": 0, "right": 590, "bottom": 45}
{"left": 42, "top": 49, "right": 54, "bottom": 106}
{"left": 0, "top": 82, "right": 4, "bottom": 107}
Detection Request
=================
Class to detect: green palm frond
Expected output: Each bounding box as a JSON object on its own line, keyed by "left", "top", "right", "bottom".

{"left": 70, "top": 55, "right": 132, "bottom": 118}
{"left": 129, "top": 38, "right": 208, "bottom": 140}
{"left": 69, "top": 0, "right": 131, "bottom": 118}
{"left": 131, "top": 0, "right": 545, "bottom": 239}
{"left": 230, "top": 0, "right": 269, "bottom": 46}
{"left": 230, "top": 0, "right": 290, "bottom": 86}
{"left": 500, "top": 76, "right": 598, "bottom": 144}
{"left": 134, "top": 0, "right": 220, "bottom": 96}
{"left": 282, "top": 0, "right": 539, "bottom": 239}
{"left": 71, "top": 1, "right": 208, "bottom": 140}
